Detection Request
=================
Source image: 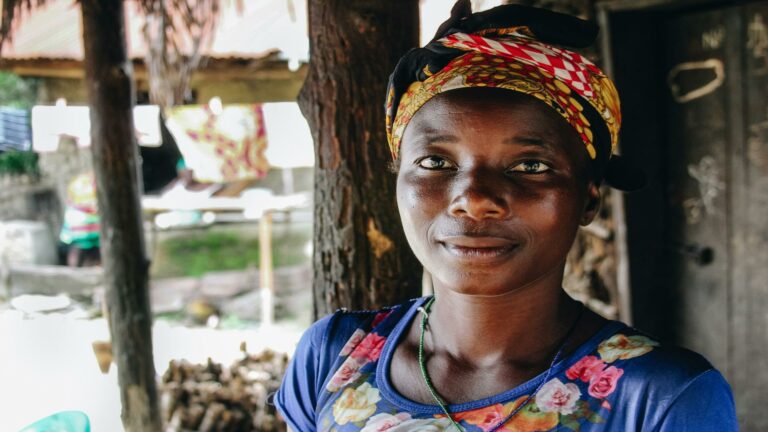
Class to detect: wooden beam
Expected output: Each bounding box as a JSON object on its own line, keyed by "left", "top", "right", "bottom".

{"left": 597, "top": 0, "right": 729, "bottom": 12}
{"left": 80, "top": 0, "right": 161, "bottom": 430}
{"left": 0, "top": 57, "right": 308, "bottom": 81}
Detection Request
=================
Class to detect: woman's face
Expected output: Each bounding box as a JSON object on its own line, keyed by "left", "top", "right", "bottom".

{"left": 396, "top": 88, "right": 600, "bottom": 296}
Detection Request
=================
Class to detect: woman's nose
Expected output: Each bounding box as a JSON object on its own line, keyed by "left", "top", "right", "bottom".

{"left": 448, "top": 172, "right": 509, "bottom": 220}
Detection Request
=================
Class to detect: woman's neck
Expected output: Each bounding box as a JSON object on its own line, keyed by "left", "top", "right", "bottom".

{"left": 427, "top": 276, "right": 582, "bottom": 369}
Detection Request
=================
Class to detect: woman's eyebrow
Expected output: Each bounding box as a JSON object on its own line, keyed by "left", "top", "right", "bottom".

{"left": 411, "top": 127, "right": 460, "bottom": 145}
{"left": 503, "top": 135, "right": 553, "bottom": 149}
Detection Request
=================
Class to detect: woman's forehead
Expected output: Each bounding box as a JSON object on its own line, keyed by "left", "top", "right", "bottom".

{"left": 402, "top": 88, "right": 580, "bottom": 151}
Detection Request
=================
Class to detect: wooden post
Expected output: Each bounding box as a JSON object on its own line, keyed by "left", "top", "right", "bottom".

{"left": 0, "top": 254, "right": 9, "bottom": 300}
{"left": 259, "top": 211, "right": 274, "bottom": 326}
{"left": 596, "top": 7, "right": 633, "bottom": 324}
{"left": 301, "top": 0, "right": 423, "bottom": 318}
{"left": 80, "top": 1, "right": 161, "bottom": 430}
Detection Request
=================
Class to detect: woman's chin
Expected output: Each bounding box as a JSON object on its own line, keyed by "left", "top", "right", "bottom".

{"left": 431, "top": 271, "right": 525, "bottom": 297}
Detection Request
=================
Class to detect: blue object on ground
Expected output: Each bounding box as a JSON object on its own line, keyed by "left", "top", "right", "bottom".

{"left": 18, "top": 411, "right": 91, "bottom": 432}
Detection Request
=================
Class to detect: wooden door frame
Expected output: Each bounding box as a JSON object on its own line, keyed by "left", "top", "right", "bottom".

{"left": 598, "top": 0, "right": 744, "bottom": 12}
{"left": 597, "top": 3, "right": 768, "bottom": 430}
{"left": 595, "top": 0, "right": 748, "bottom": 332}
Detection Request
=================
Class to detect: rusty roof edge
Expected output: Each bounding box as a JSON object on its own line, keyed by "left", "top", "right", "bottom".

{"left": 0, "top": 55, "right": 308, "bottom": 79}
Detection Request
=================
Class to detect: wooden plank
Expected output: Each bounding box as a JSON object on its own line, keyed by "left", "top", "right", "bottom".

{"left": 609, "top": 4, "right": 765, "bottom": 429}
{"left": 0, "top": 57, "right": 307, "bottom": 81}
{"left": 730, "top": 4, "right": 768, "bottom": 430}
{"left": 598, "top": 0, "right": 728, "bottom": 12}
{"left": 662, "top": 7, "right": 735, "bottom": 371}
{"left": 8, "top": 264, "right": 103, "bottom": 297}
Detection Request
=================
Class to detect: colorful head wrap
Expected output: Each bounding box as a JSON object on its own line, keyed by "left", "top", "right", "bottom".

{"left": 385, "top": 2, "right": 644, "bottom": 190}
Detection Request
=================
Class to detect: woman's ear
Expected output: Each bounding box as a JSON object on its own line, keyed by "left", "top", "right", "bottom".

{"left": 580, "top": 182, "right": 601, "bottom": 226}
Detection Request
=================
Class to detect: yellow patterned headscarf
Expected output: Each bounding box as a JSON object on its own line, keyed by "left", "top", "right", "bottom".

{"left": 385, "top": 2, "right": 643, "bottom": 190}
{"left": 388, "top": 32, "right": 620, "bottom": 160}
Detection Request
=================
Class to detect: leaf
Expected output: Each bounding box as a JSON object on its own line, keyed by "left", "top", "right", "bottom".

{"left": 352, "top": 372, "right": 371, "bottom": 387}
{"left": 588, "top": 411, "right": 606, "bottom": 424}
{"left": 560, "top": 414, "right": 582, "bottom": 431}
{"left": 577, "top": 402, "right": 605, "bottom": 424}
{"left": 573, "top": 399, "right": 591, "bottom": 417}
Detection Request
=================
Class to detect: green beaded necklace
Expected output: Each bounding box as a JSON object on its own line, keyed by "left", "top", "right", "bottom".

{"left": 416, "top": 297, "right": 584, "bottom": 432}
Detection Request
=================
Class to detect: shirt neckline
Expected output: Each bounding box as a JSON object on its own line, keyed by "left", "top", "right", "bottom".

{"left": 375, "top": 296, "right": 626, "bottom": 414}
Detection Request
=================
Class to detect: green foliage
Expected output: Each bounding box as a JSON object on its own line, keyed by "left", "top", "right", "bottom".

{"left": 0, "top": 72, "right": 38, "bottom": 109}
{"left": 0, "top": 150, "right": 39, "bottom": 177}
{"left": 151, "top": 224, "right": 311, "bottom": 278}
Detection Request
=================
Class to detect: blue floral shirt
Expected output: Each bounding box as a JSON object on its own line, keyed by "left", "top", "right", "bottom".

{"left": 275, "top": 297, "right": 737, "bottom": 431}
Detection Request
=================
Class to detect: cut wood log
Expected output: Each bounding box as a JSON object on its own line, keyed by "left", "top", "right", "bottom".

{"left": 159, "top": 348, "right": 289, "bottom": 431}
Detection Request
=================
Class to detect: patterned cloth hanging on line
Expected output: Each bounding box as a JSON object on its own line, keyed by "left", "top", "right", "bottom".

{"left": 165, "top": 104, "right": 270, "bottom": 183}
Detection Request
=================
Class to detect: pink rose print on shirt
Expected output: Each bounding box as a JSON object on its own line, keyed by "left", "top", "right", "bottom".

{"left": 326, "top": 357, "right": 365, "bottom": 392}
{"left": 340, "top": 329, "right": 367, "bottom": 357}
{"left": 588, "top": 365, "right": 624, "bottom": 399}
{"left": 566, "top": 355, "right": 606, "bottom": 382}
{"left": 361, "top": 412, "right": 412, "bottom": 432}
{"left": 371, "top": 310, "right": 393, "bottom": 328}
{"left": 350, "top": 332, "right": 387, "bottom": 362}
{"left": 535, "top": 378, "right": 582, "bottom": 415}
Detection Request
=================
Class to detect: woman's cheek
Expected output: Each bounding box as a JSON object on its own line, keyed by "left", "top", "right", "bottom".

{"left": 396, "top": 173, "right": 445, "bottom": 260}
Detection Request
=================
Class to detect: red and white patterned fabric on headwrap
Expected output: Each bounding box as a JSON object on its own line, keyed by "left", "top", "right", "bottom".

{"left": 385, "top": 2, "right": 645, "bottom": 190}
{"left": 388, "top": 29, "right": 621, "bottom": 162}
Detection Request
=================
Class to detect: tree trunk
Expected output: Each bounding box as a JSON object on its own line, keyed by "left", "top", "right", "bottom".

{"left": 301, "top": 0, "right": 422, "bottom": 318}
{"left": 81, "top": 1, "right": 161, "bottom": 430}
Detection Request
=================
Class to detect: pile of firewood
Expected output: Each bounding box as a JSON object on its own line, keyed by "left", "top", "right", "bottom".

{"left": 160, "top": 345, "right": 289, "bottom": 432}
{"left": 564, "top": 189, "right": 620, "bottom": 319}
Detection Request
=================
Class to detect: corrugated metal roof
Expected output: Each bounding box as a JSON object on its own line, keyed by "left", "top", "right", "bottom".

{"left": 1, "top": 0, "right": 308, "bottom": 62}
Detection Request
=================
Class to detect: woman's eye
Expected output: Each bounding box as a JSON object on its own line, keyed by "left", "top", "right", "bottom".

{"left": 507, "top": 161, "right": 551, "bottom": 174}
{"left": 417, "top": 156, "right": 455, "bottom": 170}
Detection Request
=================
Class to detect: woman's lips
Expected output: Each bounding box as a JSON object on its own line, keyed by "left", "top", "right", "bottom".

{"left": 438, "top": 235, "right": 519, "bottom": 260}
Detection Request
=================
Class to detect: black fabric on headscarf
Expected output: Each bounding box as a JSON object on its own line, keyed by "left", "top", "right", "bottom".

{"left": 388, "top": 2, "right": 599, "bottom": 111}
{"left": 385, "top": 1, "right": 646, "bottom": 191}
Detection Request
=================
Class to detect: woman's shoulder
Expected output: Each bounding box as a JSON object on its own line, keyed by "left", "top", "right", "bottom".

{"left": 596, "top": 322, "right": 716, "bottom": 379}
{"left": 297, "top": 296, "right": 424, "bottom": 358}
{"left": 588, "top": 322, "right": 734, "bottom": 422}
{"left": 275, "top": 297, "right": 425, "bottom": 430}
{"left": 558, "top": 321, "right": 736, "bottom": 431}
{"left": 561, "top": 320, "right": 721, "bottom": 404}
{"left": 588, "top": 323, "right": 735, "bottom": 431}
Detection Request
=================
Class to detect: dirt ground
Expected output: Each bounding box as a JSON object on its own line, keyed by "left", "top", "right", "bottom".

{"left": 0, "top": 309, "right": 304, "bottom": 431}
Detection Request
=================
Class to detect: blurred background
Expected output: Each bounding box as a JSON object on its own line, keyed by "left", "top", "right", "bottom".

{"left": 0, "top": 0, "right": 766, "bottom": 430}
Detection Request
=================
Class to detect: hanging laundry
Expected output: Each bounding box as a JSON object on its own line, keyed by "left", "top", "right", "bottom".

{"left": 164, "top": 104, "right": 270, "bottom": 182}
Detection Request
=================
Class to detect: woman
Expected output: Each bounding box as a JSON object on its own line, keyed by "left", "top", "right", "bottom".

{"left": 275, "top": 3, "right": 737, "bottom": 431}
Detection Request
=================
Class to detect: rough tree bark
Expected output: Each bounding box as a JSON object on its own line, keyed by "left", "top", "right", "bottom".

{"left": 81, "top": 1, "right": 161, "bottom": 430}
{"left": 300, "top": 0, "right": 422, "bottom": 318}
